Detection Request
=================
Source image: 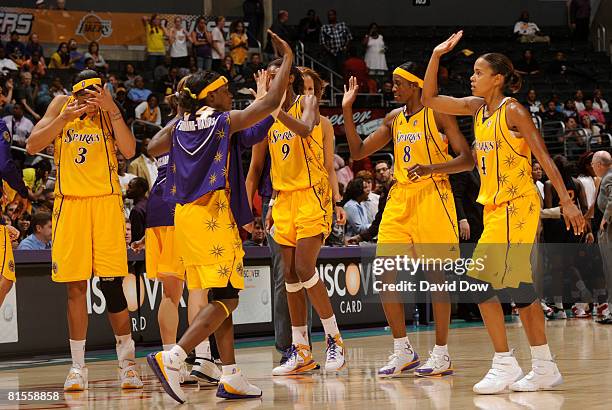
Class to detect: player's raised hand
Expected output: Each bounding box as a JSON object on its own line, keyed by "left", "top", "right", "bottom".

{"left": 433, "top": 30, "right": 463, "bottom": 57}
{"left": 59, "top": 99, "right": 88, "bottom": 122}
{"left": 268, "top": 30, "right": 293, "bottom": 59}
{"left": 342, "top": 76, "right": 359, "bottom": 108}
{"left": 249, "top": 69, "right": 269, "bottom": 100}
{"left": 85, "top": 83, "right": 117, "bottom": 113}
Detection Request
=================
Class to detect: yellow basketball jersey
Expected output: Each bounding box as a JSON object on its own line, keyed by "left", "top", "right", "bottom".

{"left": 268, "top": 96, "right": 328, "bottom": 191}
{"left": 55, "top": 97, "right": 121, "bottom": 197}
{"left": 474, "top": 97, "right": 536, "bottom": 205}
{"left": 392, "top": 106, "right": 452, "bottom": 185}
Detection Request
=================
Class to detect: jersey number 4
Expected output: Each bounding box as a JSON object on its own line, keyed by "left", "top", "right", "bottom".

{"left": 75, "top": 147, "right": 88, "bottom": 164}
{"left": 480, "top": 156, "right": 487, "bottom": 175}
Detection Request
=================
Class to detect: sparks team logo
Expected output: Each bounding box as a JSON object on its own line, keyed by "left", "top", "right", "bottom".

{"left": 2, "top": 131, "right": 10, "bottom": 142}
{"left": 8, "top": 260, "right": 14, "bottom": 273}
{"left": 76, "top": 13, "right": 112, "bottom": 42}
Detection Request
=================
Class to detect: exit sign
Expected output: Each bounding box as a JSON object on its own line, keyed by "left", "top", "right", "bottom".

{"left": 413, "top": 0, "right": 431, "bottom": 5}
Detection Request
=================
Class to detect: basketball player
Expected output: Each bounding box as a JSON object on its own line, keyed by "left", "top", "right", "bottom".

{"left": 0, "top": 118, "right": 29, "bottom": 309}
{"left": 146, "top": 31, "right": 292, "bottom": 403}
{"left": 27, "top": 70, "right": 143, "bottom": 391}
{"left": 342, "top": 62, "right": 473, "bottom": 377}
{"left": 422, "top": 31, "right": 585, "bottom": 393}
{"left": 264, "top": 61, "right": 347, "bottom": 375}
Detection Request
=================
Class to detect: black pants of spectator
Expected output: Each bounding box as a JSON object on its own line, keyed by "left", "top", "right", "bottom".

{"left": 171, "top": 56, "right": 190, "bottom": 69}
{"left": 574, "top": 18, "right": 590, "bottom": 41}
{"left": 212, "top": 58, "right": 223, "bottom": 73}
{"left": 325, "top": 50, "right": 346, "bottom": 74}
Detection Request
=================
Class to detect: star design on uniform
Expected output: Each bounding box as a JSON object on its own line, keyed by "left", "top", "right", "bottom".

{"left": 109, "top": 164, "right": 117, "bottom": 173}
{"left": 217, "top": 265, "right": 231, "bottom": 278}
{"left": 216, "top": 129, "right": 226, "bottom": 140}
{"left": 517, "top": 167, "right": 528, "bottom": 180}
{"left": 440, "top": 192, "right": 449, "bottom": 202}
{"left": 224, "top": 114, "right": 231, "bottom": 125}
{"left": 305, "top": 155, "right": 313, "bottom": 164}
{"left": 227, "top": 221, "right": 237, "bottom": 231}
{"left": 214, "top": 151, "right": 223, "bottom": 163}
{"left": 171, "top": 163, "right": 177, "bottom": 173}
{"left": 528, "top": 202, "right": 536, "bottom": 214}
{"left": 53, "top": 210, "right": 60, "bottom": 220}
{"left": 171, "top": 207, "right": 176, "bottom": 217}
{"left": 316, "top": 152, "right": 322, "bottom": 161}
{"left": 209, "top": 173, "right": 217, "bottom": 185}
{"left": 215, "top": 199, "right": 228, "bottom": 213}
{"left": 507, "top": 202, "right": 518, "bottom": 217}
{"left": 236, "top": 262, "right": 244, "bottom": 277}
{"left": 205, "top": 217, "right": 220, "bottom": 231}
{"left": 210, "top": 244, "right": 224, "bottom": 258}
{"left": 499, "top": 173, "right": 509, "bottom": 187}
{"left": 171, "top": 185, "right": 177, "bottom": 195}
{"left": 515, "top": 220, "right": 526, "bottom": 230}
{"left": 506, "top": 184, "right": 519, "bottom": 197}
{"left": 233, "top": 239, "right": 242, "bottom": 250}
{"left": 503, "top": 154, "right": 516, "bottom": 168}
{"left": 221, "top": 166, "right": 228, "bottom": 177}
{"left": 316, "top": 185, "right": 326, "bottom": 197}
{"left": 495, "top": 138, "right": 503, "bottom": 150}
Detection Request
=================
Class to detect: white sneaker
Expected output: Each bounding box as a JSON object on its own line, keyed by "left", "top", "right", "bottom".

{"left": 146, "top": 351, "right": 186, "bottom": 404}
{"left": 190, "top": 357, "right": 221, "bottom": 384}
{"left": 414, "top": 350, "right": 453, "bottom": 377}
{"left": 378, "top": 346, "right": 420, "bottom": 378}
{"left": 272, "top": 344, "right": 318, "bottom": 376}
{"left": 325, "top": 334, "right": 346, "bottom": 372}
{"left": 509, "top": 359, "right": 563, "bottom": 392}
{"left": 473, "top": 352, "right": 524, "bottom": 394}
{"left": 179, "top": 362, "right": 198, "bottom": 385}
{"left": 216, "top": 369, "right": 262, "bottom": 399}
{"left": 64, "top": 365, "right": 88, "bottom": 391}
{"left": 571, "top": 304, "right": 590, "bottom": 318}
{"left": 119, "top": 362, "right": 143, "bottom": 389}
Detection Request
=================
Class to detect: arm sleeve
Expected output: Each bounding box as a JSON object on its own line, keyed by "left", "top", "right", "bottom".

{"left": 0, "top": 120, "right": 28, "bottom": 198}
{"left": 236, "top": 116, "right": 274, "bottom": 148}
{"left": 450, "top": 173, "right": 467, "bottom": 221}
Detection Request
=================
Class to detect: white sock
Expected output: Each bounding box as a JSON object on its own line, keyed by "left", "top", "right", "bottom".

{"left": 69, "top": 339, "right": 86, "bottom": 368}
{"left": 195, "top": 339, "right": 211, "bottom": 360}
{"left": 393, "top": 337, "right": 411, "bottom": 355}
{"left": 494, "top": 350, "right": 513, "bottom": 359}
{"left": 531, "top": 344, "right": 553, "bottom": 361}
{"left": 222, "top": 364, "right": 239, "bottom": 376}
{"left": 115, "top": 334, "right": 135, "bottom": 368}
{"left": 169, "top": 345, "right": 187, "bottom": 364}
{"left": 321, "top": 315, "right": 339, "bottom": 337}
{"left": 163, "top": 344, "right": 175, "bottom": 351}
{"left": 292, "top": 326, "right": 309, "bottom": 346}
{"left": 433, "top": 344, "right": 448, "bottom": 356}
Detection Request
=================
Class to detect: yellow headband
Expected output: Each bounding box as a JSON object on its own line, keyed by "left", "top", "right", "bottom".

{"left": 72, "top": 78, "right": 102, "bottom": 93}
{"left": 196, "top": 76, "right": 228, "bottom": 100}
{"left": 393, "top": 67, "right": 423, "bottom": 88}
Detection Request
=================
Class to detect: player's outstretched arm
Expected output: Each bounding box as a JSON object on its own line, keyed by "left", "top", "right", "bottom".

{"left": 148, "top": 117, "right": 178, "bottom": 158}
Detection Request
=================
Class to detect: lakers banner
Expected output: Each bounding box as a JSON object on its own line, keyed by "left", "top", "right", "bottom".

{"left": 0, "top": 7, "right": 225, "bottom": 47}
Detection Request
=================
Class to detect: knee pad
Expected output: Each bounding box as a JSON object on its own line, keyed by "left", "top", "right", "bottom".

{"left": 100, "top": 277, "right": 128, "bottom": 313}
{"left": 301, "top": 273, "right": 319, "bottom": 289}
{"left": 285, "top": 281, "right": 303, "bottom": 293}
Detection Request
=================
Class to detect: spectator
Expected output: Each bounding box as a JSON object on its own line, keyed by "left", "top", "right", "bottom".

{"left": 218, "top": 56, "right": 243, "bottom": 86}
{"left": 514, "top": 49, "right": 540, "bottom": 76}
{"left": 355, "top": 170, "right": 379, "bottom": 222}
{"left": 540, "top": 100, "right": 565, "bottom": 123}
{"left": 5, "top": 32, "right": 26, "bottom": 64}
{"left": 14, "top": 71, "right": 39, "bottom": 122}
{"left": 574, "top": 89, "right": 586, "bottom": 111}
{"left": 35, "top": 0, "right": 46, "bottom": 9}
{"left": 48, "top": 77, "right": 68, "bottom": 97}
{"left": 83, "top": 41, "right": 108, "bottom": 72}
{"left": 570, "top": 0, "right": 591, "bottom": 41}
{"left": 48, "top": 42, "right": 71, "bottom": 69}
{"left": 592, "top": 151, "right": 612, "bottom": 323}
{"left": 363, "top": 23, "right": 388, "bottom": 72}
{"left": 381, "top": 80, "right": 394, "bottom": 105}
{"left": 580, "top": 114, "right": 602, "bottom": 140}
{"left": 563, "top": 99, "right": 579, "bottom": 119}
{"left": 126, "top": 177, "right": 149, "bottom": 244}
{"left": 211, "top": 16, "right": 227, "bottom": 71}
{"left": 114, "top": 87, "right": 132, "bottom": 121}
{"left": 532, "top": 161, "right": 545, "bottom": 199}
{"left": 229, "top": 20, "right": 249, "bottom": 70}
{"left": 68, "top": 38, "right": 84, "bottom": 70}
{"left": 577, "top": 151, "right": 597, "bottom": 210}
{"left": 593, "top": 89, "right": 610, "bottom": 113}
{"left": 135, "top": 94, "right": 161, "bottom": 126}
{"left": 55, "top": 0, "right": 67, "bottom": 10}
{"left": 346, "top": 179, "right": 393, "bottom": 244}
{"left": 0, "top": 78, "right": 14, "bottom": 114}
{"left": 580, "top": 99, "right": 606, "bottom": 126}
{"left": 374, "top": 160, "right": 391, "bottom": 193}
{"left": 524, "top": 89, "right": 543, "bottom": 115}
{"left": 242, "top": 52, "right": 266, "bottom": 87}
{"left": 2, "top": 103, "right": 34, "bottom": 147}
{"left": 22, "top": 51, "right": 46, "bottom": 77}
{"left": 0, "top": 48, "right": 18, "bottom": 74}
{"left": 343, "top": 177, "right": 371, "bottom": 237}
{"left": 123, "top": 63, "right": 138, "bottom": 89}
{"left": 23, "top": 160, "right": 51, "bottom": 203}
{"left": 165, "top": 16, "right": 189, "bottom": 69}
{"left": 551, "top": 93, "right": 564, "bottom": 112}
{"left": 125, "top": 218, "right": 132, "bottom": 246}
{"left": 117, "top": 151, "right": 137, "bottom": 195}
{"left": 84, "top": 57, "right": 96, "bottom": 71}
{"left": 320, "top": 9, "right": 353, "bottom": 73}
{"left": 513, "top": 10, "right": 550, "bottom": 44}
{"left": 128, "top": 137, "right": 158, "bottom": 188}
{"left": 191, "top": 16, "right": 213, "bottom": 71}
{"left": 153, "top": 55, "right": 171, "bottom": 83}
{"left": 563, "top": 116, "right": 585, "bottom": 155}
{"left": 106, "top": 73, "right": 120, "bottom": 96}
{"left": 161, "top": 66, "right": 179, "bottom": 96}
{"left": 343, "top": 46, "right": 376, "bottom": 93}
{"left": 17, "top": 212, "right": 51, "bottom": 250}
{"left": 298, "top": 9, "right": 322, "bottom": 43}
{"left": 15, "top": 213, "right": 31, "bottom": 243}
{"left": 243, "top": 217, "right": 265, "bottom": 246}
{"left": 127, "top": 76, "right": 152, "bottom": 104}
{"left": 266, "top": 10, "right": 292, "bottom": 59}
{"left": 243, "top": 0, "right": 264, "bottom": 43}
{"left": 547, "top": 51, "right": 568, "bottom": 76}
{"left": 25, "top": 33, "right": 43, "bottom": 58}
{"left": 334, "top": 154, "right": 354, "bottom": 188}
{"left": 142, "top": 14, "right": 166, "bottom": 76}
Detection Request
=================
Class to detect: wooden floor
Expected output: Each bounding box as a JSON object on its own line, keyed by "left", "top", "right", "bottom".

{"left": 2, "top": 319, "right": 612, "bottom": 409}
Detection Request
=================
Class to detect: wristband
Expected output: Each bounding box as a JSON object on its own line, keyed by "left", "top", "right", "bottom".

{"left": 268, "top": 198, "right": 276, "bottom": 207}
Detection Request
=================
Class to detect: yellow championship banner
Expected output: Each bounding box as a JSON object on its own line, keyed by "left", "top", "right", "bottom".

{"left": 0, "top": 7, "right": 224, "bottom": 47}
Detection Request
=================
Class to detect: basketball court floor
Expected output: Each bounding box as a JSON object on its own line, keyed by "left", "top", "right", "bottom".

{"left": 1, "top": 319, "right": 610, "bottom": 409}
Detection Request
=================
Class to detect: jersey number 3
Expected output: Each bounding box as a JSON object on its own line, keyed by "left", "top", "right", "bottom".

{"left": 75, "top": 147, "right": 88, "bottom": 164}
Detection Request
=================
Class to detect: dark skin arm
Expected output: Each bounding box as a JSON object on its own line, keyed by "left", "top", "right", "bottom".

{"left": 245, "top": 138, "right": 268, "bottom": 210}
{"left": 505, "top": 100, "right": 585, "bottom": 235}
{"left": 276, "top": 95, "right": 320, "bottom": 138}
{"left": 147, "top": 116, "right": 177, "bottom": 157}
